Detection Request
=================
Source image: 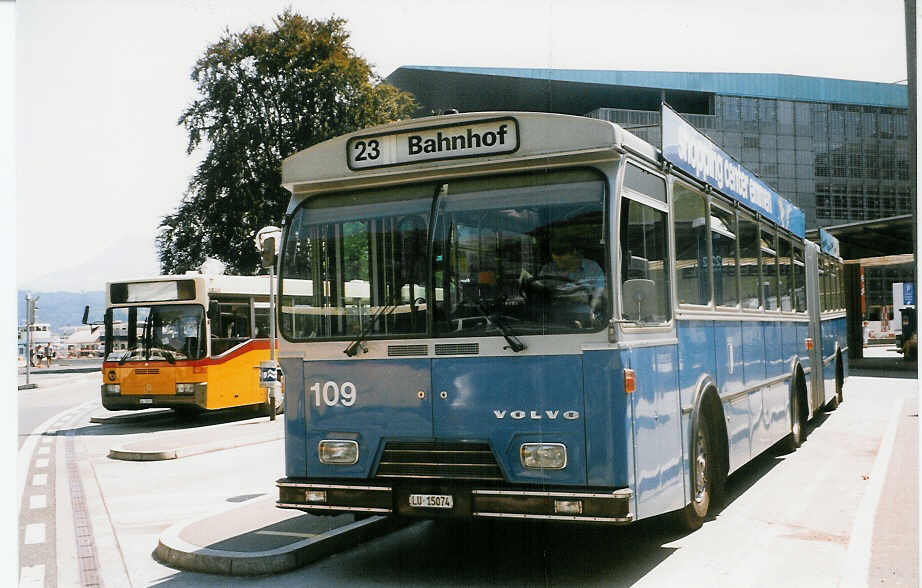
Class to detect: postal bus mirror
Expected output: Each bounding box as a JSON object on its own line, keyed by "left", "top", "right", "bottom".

{"left": 622, "top": 278, "right": 655, "bottom": 323}
{"left": 82, "top": 305, "right": 90, "bottom": 325}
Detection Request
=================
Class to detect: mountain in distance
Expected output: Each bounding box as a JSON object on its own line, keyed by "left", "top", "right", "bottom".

{"left": 17, "top": 290, "right": 106, "bottom": 334}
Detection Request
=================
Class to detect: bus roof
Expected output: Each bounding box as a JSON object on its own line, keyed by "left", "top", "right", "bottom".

{"left": 281, "top": 111, "right": 657, "bottom": 210}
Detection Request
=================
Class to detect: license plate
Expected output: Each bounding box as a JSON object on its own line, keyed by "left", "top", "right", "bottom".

{"left": 408, "top": 494, "right": 453, "bottom": 509}
{"left": 139, "top": 398, "right": 153, "bottom": 405}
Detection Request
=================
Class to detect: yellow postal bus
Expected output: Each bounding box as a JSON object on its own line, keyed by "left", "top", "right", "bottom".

{"left": 101, "top": 273, "right": 280, "bottom": 416}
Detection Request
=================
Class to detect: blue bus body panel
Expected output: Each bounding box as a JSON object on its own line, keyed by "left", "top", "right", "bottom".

{"left": 582, "top": 350, "right": 630, "bottom": 488}
{"left": 676, "top": 321, "right": 711, "bottom": 507}
{"left": 820, "top": 315, "right": 847, "bottom": 394}
{"left": 762, "top": 322, "right": 788, "bottom": 445}
{"left": 714, "top": 320, "right": 749, "bottom": 473}
{"left": 281, "top": 357, "right": 308, "bottom": 478}
{"left": 628, "top": 342, "right": 683, "bottom": 519}
{"left": 431, "top": 355, "right": 588, "bottom": 486}
{"left": 301, "top": 358, "right": 433, "bottom": 479}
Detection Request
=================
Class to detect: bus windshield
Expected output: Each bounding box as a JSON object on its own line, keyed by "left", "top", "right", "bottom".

{"left": 105, "top": 305, "right": 206, "bottom": 362}
{"left": 280, "top": 169, "right": 608, "bottom": 341}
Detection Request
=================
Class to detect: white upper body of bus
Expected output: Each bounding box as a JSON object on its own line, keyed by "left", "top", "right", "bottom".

{"left": 106, "top": 272, "right": 272, "bottom": 308}
{"left": 281, "top": 111, "right": 657, "bottom": 207}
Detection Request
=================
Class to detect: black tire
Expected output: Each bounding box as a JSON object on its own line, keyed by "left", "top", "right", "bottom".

{"left": 784, "top": 384, "right": 806, "bottom": 452}
{"left": 675, "top": 411, "right": 717, "bottom": 531}
{"left": 835, "top": 355, "right": 844, "bottom": 404}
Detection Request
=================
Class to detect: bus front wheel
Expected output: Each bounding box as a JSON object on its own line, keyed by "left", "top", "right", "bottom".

{"left": 676, "top": 412, "right": 717, "bottom": 531}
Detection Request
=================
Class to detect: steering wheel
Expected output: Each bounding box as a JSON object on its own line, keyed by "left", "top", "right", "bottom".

{"left": 522, "top": 274, "right": 591, "bottom": 300}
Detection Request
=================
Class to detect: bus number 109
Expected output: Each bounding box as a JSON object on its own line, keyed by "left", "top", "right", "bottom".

{"left": 311, "top": 381, "right": 357, "bottom": 407}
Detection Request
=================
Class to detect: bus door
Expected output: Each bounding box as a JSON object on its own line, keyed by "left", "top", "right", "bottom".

{"left": 109, "top": 306, "right": 177, "bottom": 398}
{"left": 805, "top": 244, "right": 824, "bottom": 412}
{"left": 618, "top": 166, "right": 684, "bottom": 519}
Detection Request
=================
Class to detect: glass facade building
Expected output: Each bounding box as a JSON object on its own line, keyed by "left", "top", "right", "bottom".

{"left": 589, "top": 100, "right": 910, "bottom": 229}
{"left": 386, "top": 67, "right": 910, "bottom": 231}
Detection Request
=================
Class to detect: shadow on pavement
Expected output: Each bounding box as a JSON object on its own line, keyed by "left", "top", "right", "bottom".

{"left": 46, "top": 405, "right": 271, "bottom": 438}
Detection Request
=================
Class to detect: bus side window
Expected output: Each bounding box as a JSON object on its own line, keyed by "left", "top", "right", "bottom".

{"left": 619, "top": 197, "right": 670, "bottom": 323}
{"left": 254, "top": 306, "right": 270, "bottom": 338}
{"left": 738, "top": 213, "right": 761, "bottom": 309}
{"left": 760, "top": 226, "right": 779, "bottom": 310}
{"left": 710, "top": 203, "right": 739, "bottom": 308}
{"left": 778, "top": 237, "right": 794, "bottom": 311}
{"left": 793, "top": 244, "right": 806, "bottom": 312}
{"left": 672, "top": 182, "right": 710, "bottom": 306}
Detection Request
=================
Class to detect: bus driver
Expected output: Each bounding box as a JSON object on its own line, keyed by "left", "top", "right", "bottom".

{"left": 522, "top": 233, "right": 606, "bottom": 328}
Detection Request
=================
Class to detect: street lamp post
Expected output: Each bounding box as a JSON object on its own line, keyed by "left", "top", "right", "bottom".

{"left": 256, "top": 226, "right": 282, "bottom": 420}
{"left": 24, "top": 294, "right": 39, "bottom": 386}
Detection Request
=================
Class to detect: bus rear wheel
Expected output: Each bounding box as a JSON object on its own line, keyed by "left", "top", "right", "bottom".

{"left": 784, "top": 383, "right": 806, "bottom": 452}
{"left": 835, "top": 354, "right": 844, "bottom": 404}
{"left": 676, "top": 412, "right": 717, "bottom": 531}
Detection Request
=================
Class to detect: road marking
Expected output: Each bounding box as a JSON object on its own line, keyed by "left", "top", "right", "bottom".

{"left": 19, "top": 564, "right": 45, "bottom": 587}
{"left": 31, "top": 474, "right": 47, "bottom": 487}
{"left": 254, "top": 530, "right": 318, "bottom": 539}
{"left": 35, "top": 458, "right": 48, "bottom": 468}
{"left": 29, "top": 495, "right": 46, "bottom": 509}
{"left": 18, "top": 400, "right": 96, "bottom": 514}
{"left": 24, "top": 523, "right": 45, "bottom": 544}
{"left": 840, "top": 396, "right": 904, "bottom": 586}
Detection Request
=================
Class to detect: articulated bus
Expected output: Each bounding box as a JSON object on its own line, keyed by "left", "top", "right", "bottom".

{"left": 274, "top": 106, "right": 846, "bottom": 528}
{"left": 101, "top": 273, "right": 281, "bottom": 416}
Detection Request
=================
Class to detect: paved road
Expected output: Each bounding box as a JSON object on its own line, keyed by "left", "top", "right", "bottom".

{"left": 16, "top": 368, "right": 917, "bottom": 586}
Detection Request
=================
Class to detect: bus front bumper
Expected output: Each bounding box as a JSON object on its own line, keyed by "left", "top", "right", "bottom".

{"left": 100, "top": 385, "right": 206, "bottom": 411}
{"left": 276, "top": 478, "right": 633, "bottom": 524}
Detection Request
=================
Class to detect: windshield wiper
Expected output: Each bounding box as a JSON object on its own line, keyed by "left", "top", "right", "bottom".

{"left": 344, "top": 303, "right": 397, "bottom": 357}
{"left": 478, "top": 300, "right": 526, "bottom": 353}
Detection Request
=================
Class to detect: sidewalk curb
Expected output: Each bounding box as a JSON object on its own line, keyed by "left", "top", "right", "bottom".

{"left": 19, "top": 366, "right": 101, "bottom": 375}
{"left": 108, "top": 431, "right": 283, "bottom": 461}
{"left": 154, "top": 512, "right": 402, "bottom": 575}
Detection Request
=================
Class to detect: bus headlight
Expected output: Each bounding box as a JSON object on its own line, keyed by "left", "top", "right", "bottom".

{"left": 521, "top": 443, "right": 567, "bottom": 470}
{"left": 103, "top": 384, "right": 121, "bottom": 395}
{"left": 176, "top": 383, "right": 196, "bottom": 395}
{"left": 318, "top": 440, "right": 359, "bottom": 465}
{"left": 176, "top": 382, "right": 205, "bottom": 396}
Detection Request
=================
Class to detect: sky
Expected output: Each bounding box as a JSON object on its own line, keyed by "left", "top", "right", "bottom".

{"left": 7, "top": 0, "right": 911, "bottom": 293}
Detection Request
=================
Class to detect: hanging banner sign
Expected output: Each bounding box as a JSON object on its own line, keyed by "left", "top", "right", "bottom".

{"left": 818, "top": 228, "right": 841, "bottom": 257}
{"left": 661, "top": 104, "right": 805, "bottom": 238}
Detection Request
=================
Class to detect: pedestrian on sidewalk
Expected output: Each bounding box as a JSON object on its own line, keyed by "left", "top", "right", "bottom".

{"left": 33, "top": 345, "right": 43, "bottom": 368}
{"left": 45, "top": 344, "right": 54, "bottom": 367}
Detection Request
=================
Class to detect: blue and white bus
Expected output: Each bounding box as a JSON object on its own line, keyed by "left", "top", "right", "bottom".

{"left": 274, "top": 105, "right": 846, "bottom": 529}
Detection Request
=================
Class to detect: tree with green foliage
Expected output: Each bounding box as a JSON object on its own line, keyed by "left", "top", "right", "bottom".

{"left": 157, "top": 11, "right": 417, "bottom": 275}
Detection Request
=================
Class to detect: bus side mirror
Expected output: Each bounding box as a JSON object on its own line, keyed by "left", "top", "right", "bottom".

{"left": 82, "top": 305, "right": 90, "bottom": 325}
{"left": 622, "top": 279, "right": 656, "bottom": 322}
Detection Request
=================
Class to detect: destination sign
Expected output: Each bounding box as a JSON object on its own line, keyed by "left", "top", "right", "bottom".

{"left": 661, "top": 104, "right": 806, "bottom": 238}
{"left": 347, "top": 117, "right": 519, "bottom": 170}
